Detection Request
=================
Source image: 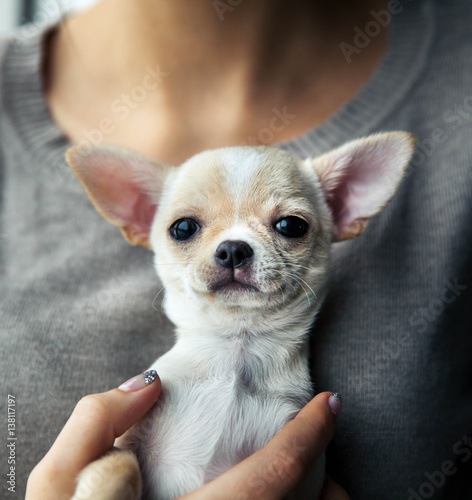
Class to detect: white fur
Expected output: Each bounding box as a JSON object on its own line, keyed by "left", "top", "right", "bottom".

{"left": 120, "top": 148, "right": 330, "bottom": 499}
{"left": 69, "top": 133, "right": 416, "bottom": 500}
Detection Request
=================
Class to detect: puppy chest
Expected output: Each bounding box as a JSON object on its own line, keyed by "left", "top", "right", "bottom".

{"left": 131, "top": 379, "right": 300, "bottom": 475}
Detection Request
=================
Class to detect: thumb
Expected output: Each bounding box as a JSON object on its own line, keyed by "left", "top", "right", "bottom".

{"left": 40, "top": 370, "right": 161, "bottom": 479}
{"left": 185, "top": 392, "right": 341, "bottom": 500}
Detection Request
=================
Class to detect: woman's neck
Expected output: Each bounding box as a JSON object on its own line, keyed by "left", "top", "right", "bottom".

{"left": 46, "top": 0, "right": 389, "bottom": 163}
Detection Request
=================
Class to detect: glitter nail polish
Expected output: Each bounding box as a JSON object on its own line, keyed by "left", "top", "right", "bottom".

{"left": 118, "top": 370, "right": 158, "bottom": 392}
{"left": 328, "top": 392, "right": 342, "bottom": 416}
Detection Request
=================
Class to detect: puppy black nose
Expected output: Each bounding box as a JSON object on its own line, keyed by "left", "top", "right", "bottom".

{"left": 215, "top": 240, "right": 253, "bottom": 269}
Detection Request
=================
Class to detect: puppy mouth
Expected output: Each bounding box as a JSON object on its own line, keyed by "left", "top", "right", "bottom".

{"left": 210, "top": 277, "right": 259, "bottom": 293}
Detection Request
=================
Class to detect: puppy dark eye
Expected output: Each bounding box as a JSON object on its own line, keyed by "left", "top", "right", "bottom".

{"left": 169, "top": 218, "right": 200, "bottom": 241}
{"left": 274, "top": 216, "right": 308, "bottom": 238}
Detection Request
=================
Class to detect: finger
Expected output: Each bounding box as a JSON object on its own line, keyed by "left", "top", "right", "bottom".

{"left": 186, "top": 391, "right": 340, "bottom": 500}
{"left": 320, "top": 475, "right": 350, "bottom": 500}
{"left": 39, "top": 371, "right": 161, "bottom": 482}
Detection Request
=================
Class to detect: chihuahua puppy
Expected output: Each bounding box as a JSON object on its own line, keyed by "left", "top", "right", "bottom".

{"left": 67, "top": 132, "right": 415, "bottom": 500}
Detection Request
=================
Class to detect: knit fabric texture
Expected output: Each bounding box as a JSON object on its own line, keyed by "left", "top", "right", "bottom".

{"left": 1, "top": 1, "right": 471, "bottom": 498}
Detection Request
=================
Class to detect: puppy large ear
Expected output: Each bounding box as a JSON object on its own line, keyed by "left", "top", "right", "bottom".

{"left": 311, "top": 132, "right": 416, "bottom": 241}
{"left": 66, "top": 144, "right": 173, "bottom": 248}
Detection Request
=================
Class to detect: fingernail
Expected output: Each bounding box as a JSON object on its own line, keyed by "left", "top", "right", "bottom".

{"left": 118, "top": 370, "right": 158, "bottom": 392}
{"left": 328, "top": 392, "right": 342, "bottom": 416}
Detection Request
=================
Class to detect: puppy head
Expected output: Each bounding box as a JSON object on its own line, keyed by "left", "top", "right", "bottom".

{"left": 66, "top": 132, "right": 415, "bottom": 329}
{"left": 149, "top": 147, "right": 332, "bottom": 318}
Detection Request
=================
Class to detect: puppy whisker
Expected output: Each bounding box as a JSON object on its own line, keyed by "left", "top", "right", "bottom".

{"left": 295, "top": 278, "right": 311, "bottom": 308}
{"left": 285, "top": 263, "right": 312, "bottom": 272}
{"left": 152, "top": 286, "right": 165, "bottom": 313}
{"left": 294, "top": 276, "right": 317, "bottom": 302}
{"left": 283, "top": 270, "right": 319, "bottom": 308}
{"left": 270, "top": 269, "right": 297, "bottom": 294}
{"left": 267, "top": 275, "right": 287, "bottom": 305}
{"left": 270, "top": 268, "right": 316, "bottom": 308}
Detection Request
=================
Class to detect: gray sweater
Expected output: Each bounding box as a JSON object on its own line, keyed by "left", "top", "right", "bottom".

{"left": 1, "top": 1, "right": 471, "bottom": 498}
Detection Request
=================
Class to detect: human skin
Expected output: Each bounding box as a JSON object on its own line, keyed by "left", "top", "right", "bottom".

{"left": 34, "top": 0, "right": 390, "bottom": 496}
{"left": 25, "top": 374, "right": 349, "bottom": 499}
{"left": 45, "top": 0, "right": 390, "bottom": 164}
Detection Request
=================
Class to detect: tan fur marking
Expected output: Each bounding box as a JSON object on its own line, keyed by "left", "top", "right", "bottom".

{"left": 73, "top": 449, "right": 142, "bottom": 500}
{"left": 335, "top": 219, "right": 369, "bottom": 241}
{"left": 66, "top": 146, "right": 168, "bottom": 249}
{"left": 120, "top": 226, "right": 153, "bottom": 249}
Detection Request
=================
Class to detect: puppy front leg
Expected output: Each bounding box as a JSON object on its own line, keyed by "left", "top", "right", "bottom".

{"left": 72, "top": 449, "right": 142, "bottom": 500}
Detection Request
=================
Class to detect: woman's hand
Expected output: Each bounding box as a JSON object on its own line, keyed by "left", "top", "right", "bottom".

{"left": 26, "top": 372, "right": 349, "bottom": 500}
